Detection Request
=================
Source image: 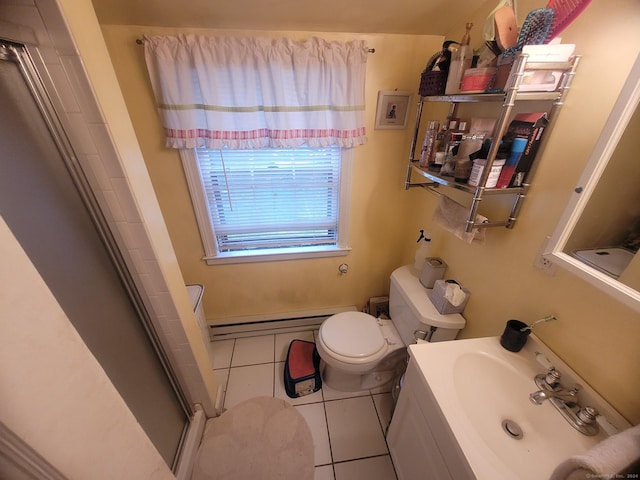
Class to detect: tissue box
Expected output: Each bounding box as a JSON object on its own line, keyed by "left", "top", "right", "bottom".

{"left": 429, "top": 279, "right": 470, "bottom": 314}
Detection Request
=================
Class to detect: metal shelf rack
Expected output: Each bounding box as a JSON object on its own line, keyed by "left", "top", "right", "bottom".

{"left": 405, "top": 53, "right": 581, "bottom": 232}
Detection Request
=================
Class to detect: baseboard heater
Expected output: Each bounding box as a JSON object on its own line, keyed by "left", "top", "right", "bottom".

{"left": 209, "top": 306, "right": 357, "bottom": 340}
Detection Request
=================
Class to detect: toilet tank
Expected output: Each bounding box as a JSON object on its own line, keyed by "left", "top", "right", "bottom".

{"left": 389, "top": 265, "right": 466, "bottom": 345}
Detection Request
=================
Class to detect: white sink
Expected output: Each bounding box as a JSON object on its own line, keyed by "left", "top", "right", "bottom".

{"left": 403, "top": 335, "right": 630, "bottom": 480}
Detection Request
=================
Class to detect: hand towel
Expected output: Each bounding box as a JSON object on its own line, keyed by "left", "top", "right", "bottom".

{"left": 432, "top": 195, "right": 488, "bottom": 244}
{"left": 550, "top": 423, "right": 640, "bottom": 480}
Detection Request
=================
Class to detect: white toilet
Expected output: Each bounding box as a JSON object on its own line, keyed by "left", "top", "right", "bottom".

{"left": 316, "top": 265, "right": 466, "bottom": 391}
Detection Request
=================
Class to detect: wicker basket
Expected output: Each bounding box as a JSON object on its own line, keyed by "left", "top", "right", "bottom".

{"left": 419, "top": 70, "right": 447, "bottom": 96}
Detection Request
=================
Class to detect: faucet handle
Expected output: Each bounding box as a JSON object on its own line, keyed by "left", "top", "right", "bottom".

{"left": 544, "top": 368, "right": 562, "bottom": 388}
{"left": 577, "top": 406, "right": 598, "bottom": 424}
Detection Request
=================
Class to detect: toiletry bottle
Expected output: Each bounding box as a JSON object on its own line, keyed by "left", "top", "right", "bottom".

{"left": 445, "top": 23, "right": 473, "bottom": 95}
{"left": 429, "top": 120, "right": 457, "bottom": 172}
{"left": 495, "top": 137, "right": 527, "bottom": 188}
{"left": 440, "top": 121, "right": 467, "bottom": 176}
{"left": 413, "top": 230, "right": 432, "bottom": 273}
{"left": 454, "top": 132, "right": 487, "bottom": 183}
{"left": 419, "top": 120, "right": 440, "bottom": 168}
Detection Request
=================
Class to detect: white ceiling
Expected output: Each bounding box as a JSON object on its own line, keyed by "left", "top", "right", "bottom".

{"left": 90, "top": 0, "right": 488, "bottom": 35}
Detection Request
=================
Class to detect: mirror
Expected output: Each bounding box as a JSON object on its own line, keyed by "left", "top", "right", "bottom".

{"left": 547, "top": 53, "right": 640, "bottom": 313}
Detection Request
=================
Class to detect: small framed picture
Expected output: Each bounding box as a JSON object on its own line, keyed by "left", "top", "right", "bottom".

{"left": 374, "top": 90, "right": 411, "bottom": 129}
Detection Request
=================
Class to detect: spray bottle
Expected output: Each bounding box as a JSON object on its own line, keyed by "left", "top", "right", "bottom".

{"left": 413, "top": 230, "right": 432, "bottom": 273}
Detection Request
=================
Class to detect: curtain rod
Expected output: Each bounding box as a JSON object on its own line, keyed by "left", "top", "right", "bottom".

{"left": 135, "top": 38, "right": 375, "bottom": 53}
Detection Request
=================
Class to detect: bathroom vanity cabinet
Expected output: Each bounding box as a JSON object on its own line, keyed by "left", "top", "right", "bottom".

{"left": 387, "top": 337, "right": 629, "bottom": 480}
{"left": 387, "top": 355, "right": 476, "bottom": 480}
{"left": 405, "top": 54, "right": 580, "bottom": 233}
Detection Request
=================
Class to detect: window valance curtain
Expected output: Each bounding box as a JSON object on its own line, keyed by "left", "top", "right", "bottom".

{"left": 143, "top": 35, "right": 369, "bottom": 149}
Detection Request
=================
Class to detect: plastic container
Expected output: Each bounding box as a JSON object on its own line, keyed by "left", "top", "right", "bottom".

{"left": 419, "top": 120, "right": 440, "bottom": 168}
{"left": 460, "top": 67, "right": 497, "bottom": 93}
{"left": 445, "top": 45, "right": 473, "bottom": 95}
{"left": 500, "top": 320, "right": 531, "bottom": 352}
{"left": 419, "top": 257, "right": 447, "bottom": 288}
{"left": 453, "top": 133, "right": 487, "bottom": 183}
{"left": 440, "top": 121, "right": 467, "bottom": 176}
{"left": 413, "top": 237, "right": 431, "bottom": 272}
{"left": 429, "top": 120, "right": 457, "bottom": 172}
{"left": 467, "top": 158, "right": 505, "bottom": 188}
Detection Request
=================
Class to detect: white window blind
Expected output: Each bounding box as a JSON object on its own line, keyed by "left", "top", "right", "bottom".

{"left": 193, "top": 147, "right": 343, "bottom": 254}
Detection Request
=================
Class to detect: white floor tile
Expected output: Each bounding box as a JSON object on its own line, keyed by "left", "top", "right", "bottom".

{"left": 216, "top": 327, "right": 398, "bottom": 477}
{"left": 274, "top": 362, "right": 323, "bottom": 406}
{"left": 231, "top": 335, "right": 274, "bottom": 366}
{"left": 321, "top": 381, "right": 370, "bottom": 401}
{"left": 314, "top": 464, "right": 335, "bottom": 480}
{"left": 213, "top": 368, "right": 230, "bottom": 409}
{"left": 211, "top": 339, "right": 234, "bottom": 369}
{"left": 333, "top": 455, "right": 397, "bottom": 480}
{"left": 372, "top": 393, "right": 394, "bottom": 435}
{"left": 275, "top": 330, "right": 315, "bottom": 362}
{"left": 295, "top": 403, "right": 332, "bottom": 466}
{"left": 324, "top": 397, "right": 388, "bottom": 462}
{"left": 224, "top": 364, "right": 273, "bottom": 409}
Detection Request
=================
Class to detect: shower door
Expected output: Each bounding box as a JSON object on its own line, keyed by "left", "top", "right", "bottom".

{"left": 0, "top": 41, "right": 189, "bottom": 468}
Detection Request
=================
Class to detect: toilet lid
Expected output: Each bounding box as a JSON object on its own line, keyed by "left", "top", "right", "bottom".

{"left": 321, "top": 312, "right": 386, "bottom": 358}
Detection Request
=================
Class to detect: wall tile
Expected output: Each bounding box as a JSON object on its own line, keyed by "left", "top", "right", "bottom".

{"left": 82, "top": 153, "right": 113, "bottom": 192}
{"left": 101, "top": 189, "right": 127, "bottom": 223}
{"left": 60, "top": 55, "right": 106, "bottom": 123}
{"left": 35, "top": 0, "right": 77, "bottom": 55}
{"left": 45, "top": 62, "right": 80, "bottom": 113}
{"left": 62, "top": 112, "right": 98, "bottom": 154}
{"left": 0, "top": 5, "right": 50, "bottom": 47}
{"left": 86, "top": 124, "right": 126, "bottom": 179}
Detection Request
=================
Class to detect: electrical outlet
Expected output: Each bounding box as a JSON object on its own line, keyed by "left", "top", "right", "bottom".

{"left": 534, "top": 236, "right": 556, "bottom": 276}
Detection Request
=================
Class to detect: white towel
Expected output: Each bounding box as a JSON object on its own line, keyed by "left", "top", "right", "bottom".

{"left": 432, "top": 195, "right": 488, "bottom": 244}
{"left": 550, "top": 424, "right": 640, "bottom": 480}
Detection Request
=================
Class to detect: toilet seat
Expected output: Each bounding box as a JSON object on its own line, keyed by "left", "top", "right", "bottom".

{"left": 319, "top": 312, "right": 387, "bottom": 365}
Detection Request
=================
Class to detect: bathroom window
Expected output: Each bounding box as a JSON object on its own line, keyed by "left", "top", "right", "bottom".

{"left": 180, "top": 146, "right": 352, "bottom": 264}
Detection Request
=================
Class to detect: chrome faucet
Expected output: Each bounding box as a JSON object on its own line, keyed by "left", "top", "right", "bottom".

{"left": 529, "top": 354, "right": 598, "bottom": 435}
{"left": 529, "top": 382, "right": 581, "bottom": 407}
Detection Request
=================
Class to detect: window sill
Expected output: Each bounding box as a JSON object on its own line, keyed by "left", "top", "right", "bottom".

{"left": 203, "top": 246, "right": 351, "bottom": 265}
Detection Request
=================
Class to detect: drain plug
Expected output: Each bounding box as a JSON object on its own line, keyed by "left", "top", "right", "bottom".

{"left": 502, "top": 420, "right": 524, "bottom": 440}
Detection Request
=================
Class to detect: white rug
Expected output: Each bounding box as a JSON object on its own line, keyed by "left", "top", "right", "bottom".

{"left": 191, "top": 396, "right": 314, "bottom": 480}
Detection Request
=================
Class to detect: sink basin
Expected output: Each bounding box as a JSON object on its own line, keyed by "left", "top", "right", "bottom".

{"left": 406, "top": 335, "right": 629, "bottom": 480}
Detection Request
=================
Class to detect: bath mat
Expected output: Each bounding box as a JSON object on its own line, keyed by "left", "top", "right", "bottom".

{"left": 191, "top": 396, "right": 314, "bottom": 480}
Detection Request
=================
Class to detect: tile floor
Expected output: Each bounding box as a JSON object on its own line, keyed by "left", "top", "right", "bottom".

{"left": 211, "top": 330, "right": 399, "bottom": 480}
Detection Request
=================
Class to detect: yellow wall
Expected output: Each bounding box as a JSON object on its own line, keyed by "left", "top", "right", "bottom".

{"left": 433, "top": 0, "right": 640, "bottom": 424}
{"left": 101, "top": 25, "right": 444, "bottom": 319}
{"left": 101, "top": 0, "right": 640, "bottom": 423}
